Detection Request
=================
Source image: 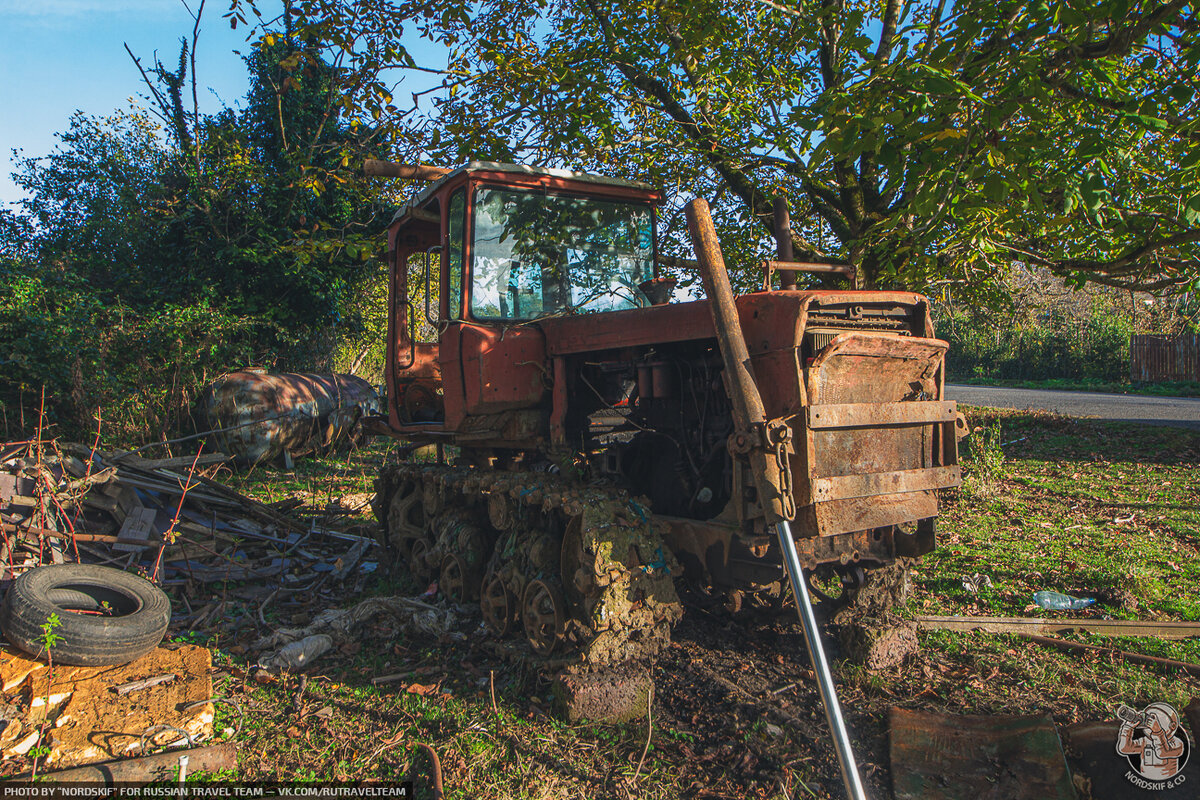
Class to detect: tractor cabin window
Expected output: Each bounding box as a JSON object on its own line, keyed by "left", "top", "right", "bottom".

{"left": 446, "top": 189, "right": 466, "bottom": 319}
{"left": 470, "top": 188, "right": 654, "bottom": 320}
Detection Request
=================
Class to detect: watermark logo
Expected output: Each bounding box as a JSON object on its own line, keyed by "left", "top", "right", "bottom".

{"left": 1116, "top": 702, "right": 1190, "bottom": 790}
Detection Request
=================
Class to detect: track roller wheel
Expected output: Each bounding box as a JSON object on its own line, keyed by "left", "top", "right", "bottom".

{"left": 488, "top": 492, "right": 515, "bottom": 531}
{"left": 522, "top": 578, "right": 566, "bottom": 656}
{"left": 559, "top": 516, "right": 594, "bottom": 607}
{"left": 480, "top": 570, "right": 515, "bottom": 636}
{"left": 440, "top": 554, "right": 474, "bottom": 604}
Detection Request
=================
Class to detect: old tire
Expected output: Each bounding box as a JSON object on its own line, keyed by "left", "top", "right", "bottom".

{"left": 0, "top": 564, "right": 171, "bottom": 666}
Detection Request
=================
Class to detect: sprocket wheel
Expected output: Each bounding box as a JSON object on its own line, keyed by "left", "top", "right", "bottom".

{"left": 382, "top": 479, "right": 423, "bottom": 569}
{"left": 521, "top": 578, "right": 566, "bottom": 656}
{"left": 480, "top": 570, "right": 515, "bottom": 636}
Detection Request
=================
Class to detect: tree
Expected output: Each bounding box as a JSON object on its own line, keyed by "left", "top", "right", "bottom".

{"left": 2, "top": 17, "right": 410, "bottom": 439}
{"left": 289, "top": 0, "right": 1200, "bottom": 295}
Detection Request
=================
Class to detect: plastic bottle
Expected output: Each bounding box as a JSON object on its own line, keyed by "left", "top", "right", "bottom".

{"left": 1033, "top": 590, "right": 1096, "bottom": 610}
{"left": 260, "top": 634, "right": 334, "bottom": 671}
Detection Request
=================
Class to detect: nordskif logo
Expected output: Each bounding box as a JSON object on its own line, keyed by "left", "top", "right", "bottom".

{"left": 1115, "top": 702, "right": 1190, "bottom": 790}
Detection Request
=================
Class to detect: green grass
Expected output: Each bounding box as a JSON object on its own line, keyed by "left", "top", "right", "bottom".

{"left": 951, "top": 375, "right": 1200, "bottom": 397}
{"left": 887, "top": 407, "right": 1200, "bottom": 721}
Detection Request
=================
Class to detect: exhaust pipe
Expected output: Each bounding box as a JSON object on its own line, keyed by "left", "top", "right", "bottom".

{"left": 363, "top": 159, "right": 451, "bottom": 181}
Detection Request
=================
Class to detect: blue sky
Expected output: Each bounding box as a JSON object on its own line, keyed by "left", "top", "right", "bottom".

{"left": 0, "top": 0, "right": 260, "bottom": 204}
{"left": 0, "top": 0, "right": 447, "bottom": 207}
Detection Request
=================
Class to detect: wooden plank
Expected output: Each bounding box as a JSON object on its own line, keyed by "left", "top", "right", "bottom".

{"left": 812, "top": 465, "right": 960, "bottom": 502}
{"left": 807, "top": 401, "right": 957, "bottom": 430}
{"left": 111, "top": 453, "right": 230, "bottom": 471}
{"left": 914, "top": 614, "right": 1200, "bottom": 640}
{"left": 113, "top": 506, "right": 159, "bottom": 552}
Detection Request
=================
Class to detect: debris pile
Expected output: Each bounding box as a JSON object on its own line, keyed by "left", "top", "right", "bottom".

{"left": 0, "top": 441, "right": 378, "bottom": 637}
{"left": 0, "top": 643, "right": 214, "bottom": 769}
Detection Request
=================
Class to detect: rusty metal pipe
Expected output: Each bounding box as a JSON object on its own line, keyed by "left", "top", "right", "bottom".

{"left": 363, "top": 159, "right": 451, "bottom": 181}
{"left": 684, "top": 198, "right": 787, "bottom": 524}
{"left": 685, "top": 196, "right": 867, "bottom": 800}
{"left": 28, "top": 743, "right": 236, "bottom": 784}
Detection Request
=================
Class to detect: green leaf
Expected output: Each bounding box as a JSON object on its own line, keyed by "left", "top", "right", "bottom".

{"left": 1184, "top": 195, "right": 1200, "bottom": 227}
{"left": 1080, "top": 171, "right": 1108, "bottom": 214}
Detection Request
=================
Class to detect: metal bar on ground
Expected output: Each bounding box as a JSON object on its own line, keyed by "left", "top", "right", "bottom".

{"left": 915, "top": 615, "right": 1200, "bottom": 640}
{"left": 777, "top": 519, "right": 869, "bottom": 800}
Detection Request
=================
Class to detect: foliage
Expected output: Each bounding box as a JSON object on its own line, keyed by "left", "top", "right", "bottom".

{"left": 3, "top": 22, "right": 405, "bottom": 441}
{"left": 294, "top": 0, "right": 1200, "bottom": 296}
{"left": 940, "top": 302, "right": 1137, "bottom": 382}
{"left": 961, "top": 421, "right": 1005, "bottom": 497}
{"left": 35, "top": 613, "right": 63, "bottom": 656}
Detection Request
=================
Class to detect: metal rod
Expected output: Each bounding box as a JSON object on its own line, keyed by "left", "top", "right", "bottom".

{"left": 363, "top": 159, "right": 450, "bottom": 181}
{"left": 775, "top": 519, "right": 868, "bottom": 800}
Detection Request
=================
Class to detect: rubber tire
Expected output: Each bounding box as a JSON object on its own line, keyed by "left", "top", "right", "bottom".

{"left": 0, "top": 564, "right": 171, "bottom": 666}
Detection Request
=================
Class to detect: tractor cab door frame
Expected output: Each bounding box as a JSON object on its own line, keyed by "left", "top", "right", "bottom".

{"left": 386, "top": 205, "right": 444, "bottom": 428}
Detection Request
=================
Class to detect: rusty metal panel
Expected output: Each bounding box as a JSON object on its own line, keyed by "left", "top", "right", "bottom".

{"left": 1131, "top": 333, "right": 1200, "bottom": 382}
{"left": 811, "top": 489, "right": 939, "bottom": 538}
{"left": 805, "top": 334, "right": 947, "bottom": 482}
{"left": 458, "top": 323, "right": 547, "bottom": 415}
{"left": 812, "top": 465, "right": 961, "bottom": 502}
{"left": 198, "top": 371, "right": 381, "bottom": 466}
{"left": 807, "top": 400, "right": 957, "bottom": 429}
{"left": 890, "top": 707, "right": 1076, "bottom": 800}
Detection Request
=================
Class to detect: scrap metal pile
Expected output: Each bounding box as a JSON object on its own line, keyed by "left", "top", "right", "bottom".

{"left": 0, "top": 440, "right": 379, "bottom": 630}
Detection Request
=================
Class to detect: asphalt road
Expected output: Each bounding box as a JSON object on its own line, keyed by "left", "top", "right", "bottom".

{"left": 945, "top": 384, "right": 1200, "bottom": 431}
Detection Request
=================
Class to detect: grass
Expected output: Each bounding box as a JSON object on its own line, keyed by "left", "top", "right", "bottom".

{"left": 951, "top": 375, "right": 1200, "bottom": 397}
{"left": 190, "top": 411, "right": 1200, "bottom": 798}
{"left": 892, "top": 407, "right": 1200, "bottom": 721}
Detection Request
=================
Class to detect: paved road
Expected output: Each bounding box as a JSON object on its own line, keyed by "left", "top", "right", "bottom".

{"left": 945, "top": 384, "right": 1200, "bottom": 431}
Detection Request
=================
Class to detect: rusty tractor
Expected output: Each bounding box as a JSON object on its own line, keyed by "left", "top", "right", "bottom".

{"left": 366, "top": 160, "right": 965, "bottom": 668}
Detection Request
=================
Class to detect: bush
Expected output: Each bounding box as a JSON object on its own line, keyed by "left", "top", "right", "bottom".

{"left": 939, "top": 302, "right": 1134, "bottom": 382}
{"left": 0, "top": 262, "right": 269, "bottom": 443}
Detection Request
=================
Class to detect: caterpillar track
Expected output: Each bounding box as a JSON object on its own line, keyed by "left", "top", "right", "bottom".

{"left": 373, "top": 462, "right": 684, "bottom": 667}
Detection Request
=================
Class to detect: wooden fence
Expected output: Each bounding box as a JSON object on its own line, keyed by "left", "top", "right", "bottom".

{"left": 1130, "top": 334, "right": 1200, "bottom": 382}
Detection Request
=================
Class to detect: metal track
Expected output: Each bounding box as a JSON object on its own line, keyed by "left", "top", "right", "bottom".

{"left": 374, "top": 462, "right": 683, "bottom": 667}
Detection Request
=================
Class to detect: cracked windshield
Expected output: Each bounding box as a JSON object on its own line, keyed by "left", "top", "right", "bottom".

{"left": 470, "top": 188, "right": 655, "bottom": 320}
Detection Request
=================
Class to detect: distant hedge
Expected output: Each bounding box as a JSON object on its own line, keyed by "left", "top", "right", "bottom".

{"left": 938, "top": 305, "right": 1134, "bottom": 383}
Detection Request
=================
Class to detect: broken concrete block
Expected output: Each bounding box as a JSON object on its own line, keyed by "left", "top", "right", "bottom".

{"left": 552, "top": 669, "right": 653, "bottom": 724}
